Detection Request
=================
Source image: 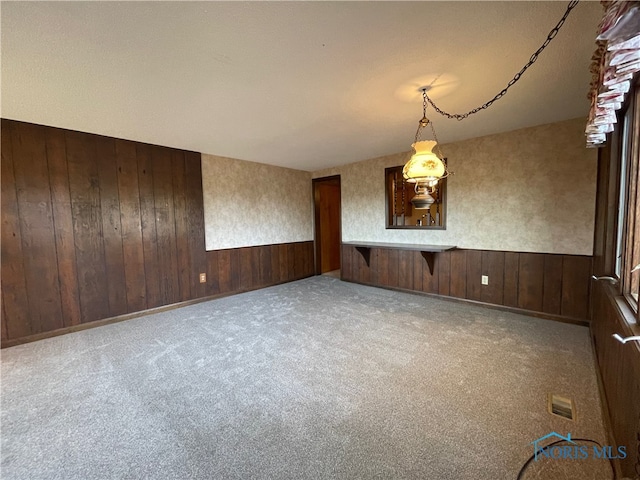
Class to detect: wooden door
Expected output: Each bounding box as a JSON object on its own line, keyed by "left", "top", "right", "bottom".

{"left": 313, "top": 176, "right": 341, "bottom": 274}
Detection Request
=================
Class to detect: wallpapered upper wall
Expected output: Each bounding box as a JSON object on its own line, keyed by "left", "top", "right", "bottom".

{"left": 202, "top": 154, "right": 313, "bottom": 250}
{"left": 312, "top": 117, "right": 597, "bottom": 255}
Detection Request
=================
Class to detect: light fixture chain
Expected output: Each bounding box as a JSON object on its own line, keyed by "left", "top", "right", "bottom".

{"left": 424, "top": 0, "right": 580, "bottom": 121}
{"left": 429, "top": 121, "right": 445, "bottom": 159}
{"left": 414, "top": 88, "right": 430, "bottom": 144}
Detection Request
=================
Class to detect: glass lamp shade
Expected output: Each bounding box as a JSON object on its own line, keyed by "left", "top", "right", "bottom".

{"left": 402, "top": 140, "right": 446, "bottom": 183}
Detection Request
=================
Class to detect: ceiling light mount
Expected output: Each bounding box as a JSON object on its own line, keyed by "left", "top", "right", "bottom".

{"left": 416, "top": 86, "right": 433, "bottom": 130}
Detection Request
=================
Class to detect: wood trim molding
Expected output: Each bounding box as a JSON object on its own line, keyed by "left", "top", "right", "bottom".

{"left": 344, "top": 278, "right": 589, "bottom": 327}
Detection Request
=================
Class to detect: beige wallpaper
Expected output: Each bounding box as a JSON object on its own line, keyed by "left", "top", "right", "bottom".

{"left": 312, "top": 117, "right": 597, "bottom": 255}
{"left": 202, "top": 154, "right": 313, "bottom": 250}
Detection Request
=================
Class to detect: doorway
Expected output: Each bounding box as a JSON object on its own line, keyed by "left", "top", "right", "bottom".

{"left": 313, "top": 176, "right": 341, "bottom": 275}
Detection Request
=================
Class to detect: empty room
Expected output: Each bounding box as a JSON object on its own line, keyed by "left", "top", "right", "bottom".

{"left": 1, "top": 1, "right": 639, "bottom": 479}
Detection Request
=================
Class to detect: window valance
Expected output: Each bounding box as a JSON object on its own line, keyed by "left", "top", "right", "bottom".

{"left": 586, "top": 1, "right": 640, "bottom": 147}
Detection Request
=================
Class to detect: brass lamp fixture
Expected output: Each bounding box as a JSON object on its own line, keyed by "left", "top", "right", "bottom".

{"left": 402, "top": 88, "right": 450, "bottom": 209}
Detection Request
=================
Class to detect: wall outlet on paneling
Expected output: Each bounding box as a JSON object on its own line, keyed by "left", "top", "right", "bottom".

{"left": 199, "top": 273, "right": 207, "bottom": 283}
{"left": 481, "top": 275, "right": 489, "bottom": 285}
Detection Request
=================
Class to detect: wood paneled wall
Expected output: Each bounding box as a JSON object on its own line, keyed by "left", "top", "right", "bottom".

{"left": 341, "top": 244, "right": 592, "bottom": 321}
{"left": 591, "top": 284, "right": 640, "bottom": 478}
{"left": 1, "top": 119, "right": 313, "bottom": 346}
{"left": 591, "top": 133, "right": 640, "bottom": 478}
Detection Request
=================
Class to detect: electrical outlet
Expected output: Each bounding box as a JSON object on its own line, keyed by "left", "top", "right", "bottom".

{"left": 481, "top": 275, "right": 489, "bottom": 285}
{"left": 199, "top": 273, "right": 207, "bottom": 283}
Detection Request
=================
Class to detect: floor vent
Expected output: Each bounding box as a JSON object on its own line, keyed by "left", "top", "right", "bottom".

{"left": 548, "top": 393, "right": 575, "bottom": 420}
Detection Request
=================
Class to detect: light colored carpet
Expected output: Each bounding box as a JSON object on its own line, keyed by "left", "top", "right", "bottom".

{"left": 321, "top": 270, "right": 340, "bottom": 279}
{"left": 1, "top": 276, "right": 611, "bottom": 479}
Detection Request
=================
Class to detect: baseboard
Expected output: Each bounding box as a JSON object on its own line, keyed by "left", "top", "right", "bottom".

{"left": 1, "top": 275, "right": 313, "bottom": 348}
{"left": 341, "top": 278, "right": 589, "bottom": 327}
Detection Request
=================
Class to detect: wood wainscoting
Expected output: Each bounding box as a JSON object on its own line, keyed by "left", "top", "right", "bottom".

{"left": 591, "top": 283, "right": 640, "bottom": 478}
{"left": 590, "top": 116, "right": 640, "bottom": 478}
{"left": 341, "top": 244, "right": 592, "bottom": 322}
{"left": 1, "top": 119, "right": 313, "bottom": 347}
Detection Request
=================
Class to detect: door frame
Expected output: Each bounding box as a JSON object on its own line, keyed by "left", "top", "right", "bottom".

{"left": 312, "top": 175, "right": 342, "bottom": 275}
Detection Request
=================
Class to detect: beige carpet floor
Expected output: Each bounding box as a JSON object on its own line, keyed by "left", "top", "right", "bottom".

{"left": 1, "top": 276, "right": 611, "bottom": 479}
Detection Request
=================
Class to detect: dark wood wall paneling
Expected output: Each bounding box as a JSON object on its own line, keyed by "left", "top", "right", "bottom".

{"left": 591, "top": 284, "right": 640, "bottom": 479}
{"left": 341, "top": 244, "right": 592, "bottom": 321}
{"left": 1, "top": 119, "right": 314, "bottom": 346}
{"left": 590, "top": 133, "right": 640, "bottom": 478}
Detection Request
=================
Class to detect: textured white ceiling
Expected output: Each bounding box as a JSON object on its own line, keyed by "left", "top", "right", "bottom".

{"left": 1, "top": 1, "right": 602, "bottom": 171}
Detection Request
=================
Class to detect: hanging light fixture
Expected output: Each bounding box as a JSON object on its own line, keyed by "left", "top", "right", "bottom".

{"left": 397, "top": 1, "right": 579, "bottom": 210}
{"left": 402, "top": 88, "right": 450, "bottom": 209}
